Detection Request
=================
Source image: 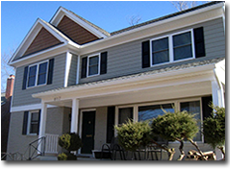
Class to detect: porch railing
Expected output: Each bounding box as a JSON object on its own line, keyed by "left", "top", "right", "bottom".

{"left": 45, "top": 134, "right": 59, "bottom": 154}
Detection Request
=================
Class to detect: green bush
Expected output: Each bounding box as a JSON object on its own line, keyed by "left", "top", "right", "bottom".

{"left": 57, "top": 153, "right": 77, "bottom": 160}
{"left": 151, "top": 111, "right": 199, "bottom": 141}
{"left": 58, "top": 133, "right": 82, "bottom": 151}
{"left": 115, "top": 119, "right": 152, "bottom": 151}
{"left": 203, "top": 106, "right": 225, "bottom": 149}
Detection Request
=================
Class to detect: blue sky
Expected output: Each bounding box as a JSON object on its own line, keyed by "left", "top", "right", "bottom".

{"left": 1, "top": 1, "right": 207, "bottom": 92}
{"left": 1, "top": 1, "right": 207, "bottom": 53}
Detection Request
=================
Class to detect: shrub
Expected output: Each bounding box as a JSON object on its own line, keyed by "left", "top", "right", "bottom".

{"left": 115, "top": 119, "right": 152, "bottom": 152}
{"left": 57, "top": 153, "right": 77, "bottom": 160}
{"left": 58, "top": 133, "right": 82, "bottom": 151}
{"left": 203, "top": 105, "right": 225, "bottom": 149}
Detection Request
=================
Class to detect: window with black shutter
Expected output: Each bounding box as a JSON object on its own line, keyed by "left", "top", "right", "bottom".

{"left": 194, "top": 27, "right": 206, "bottom": 58}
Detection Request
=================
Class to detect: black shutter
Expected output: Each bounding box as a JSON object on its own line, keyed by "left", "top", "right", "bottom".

{"left": 22, "top": 66, "right": 29, "bottom": 90}
{"left": 81, "top": 57, "right": 87, "bottom": 78}
{"left": 47, "top": 58, "right": 54, "bottom": 85}
{"left": 106, "top": 106, "right": 115, "bottom": 143}
{"left": 37, "top": 110, "right": 41, "bottom": 135}
{"left": 194, "top": 27, "right": 206, "bottom": 58}
{"left": 202, "top": 96, "right": 212, "bottom": 143}
{"left": 22, "top": 111, "right": 29, "bottom": 135}
{"left": 142, "top": 40, "right": 150, "bottom": 68}
{"left": 100, "top": 52, "right": 107, "bottom": 75}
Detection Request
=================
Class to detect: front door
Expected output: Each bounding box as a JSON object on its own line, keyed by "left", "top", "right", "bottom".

{"left": 81, "top": 111, "right": 96, "bottom": 154}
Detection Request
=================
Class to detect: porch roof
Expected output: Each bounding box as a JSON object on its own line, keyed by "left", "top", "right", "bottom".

{"left": 32, "top": 57, "right": 224, "bottom": 100}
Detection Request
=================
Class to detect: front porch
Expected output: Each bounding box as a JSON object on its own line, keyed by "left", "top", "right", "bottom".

{"left": 33, "top": 63, "right": 225, "bottom": 160}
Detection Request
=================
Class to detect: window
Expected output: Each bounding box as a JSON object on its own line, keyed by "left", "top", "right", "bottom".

{"left": 27, "top": 61, "right": 48, "bottom": 88}
{"left": 173, "top": 32, "right": 192, "bottom": 61}
{"left": 151, "top": 37, "right": 169, "bottom": 65}
{"left": 138, "top": 103, "right": 174, "bottom": 122}
{"left": 88, "top": 55, "right": 99, "bottom": 76}
{"left": 150, "top": 30, "right": 194, "bottom": 66}
{"left": 37, "top": 62, "right": 48, "bottom": 85}
{"left": 28, "top": 111, "right": 40, "bottom": 135}
{"left": 118, "top": 107, "right": 133, "bottom": 125}
{"left": 27, "top": 65, "right": 37, "bottom": 87}
{"left": 180, "top": 100, "right": 201, "bottom": 141}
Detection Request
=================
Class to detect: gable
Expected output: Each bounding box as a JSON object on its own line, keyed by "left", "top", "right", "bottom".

{"left": 23, "top": 27, "right": 62, "bottom": 57}
{"left": 57, "top": 16, "right": 99, "bottom": 45}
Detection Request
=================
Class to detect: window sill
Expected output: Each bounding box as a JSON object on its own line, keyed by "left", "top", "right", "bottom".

{"left": 26, "top": 83, "right": 47, "bottom": 90}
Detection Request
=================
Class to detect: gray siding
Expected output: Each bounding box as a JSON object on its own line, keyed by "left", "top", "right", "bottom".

{"left": 7, "top": 107, "right": 70, "bottom": 156}
{"left": 12, "top": 53, "right": 66, "bottom": 106}
{"left": 79, "top": 17, "right": 225, "bottom": 84}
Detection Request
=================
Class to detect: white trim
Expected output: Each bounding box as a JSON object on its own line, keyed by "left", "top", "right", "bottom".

{"left": 86, "top": 53, "right": 101, "bottom": 78}
{"left": 10, "top": 103, "right": 57, "bottom": 113}
{"left": 64, "top": 52, "right": 72, "bottom": 87}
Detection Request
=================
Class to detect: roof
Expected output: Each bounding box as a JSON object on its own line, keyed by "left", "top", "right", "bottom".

{"left": 33, "top": 56, "right": 225, "bottom": 98}
{"left": 110, "top": 1, "right": 224, "bottom": 36}
{"left": 58, "top": 7, "right": 111, "bottom": 37}
{"left": 1, "top": 93, "right": 6, "bottom": 105}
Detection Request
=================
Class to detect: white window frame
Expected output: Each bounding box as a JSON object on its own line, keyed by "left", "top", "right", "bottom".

{"left": 87, "top": 53, "right": 101, "bottom": 78}
{"left": 27, "top": 110, "right": 40, "bottom": 135}
{"left": 26, "top": 60, "right": 49, "bottom": 88}
{"left": 150, "top": 29, "right": 195, "bottom": 67}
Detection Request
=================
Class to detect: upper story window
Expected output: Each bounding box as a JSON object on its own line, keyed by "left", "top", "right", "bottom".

{"left": 88, "top": 54, "right": 100, "bottom": 77}
{"left": 81, "top": 52, "right": 108, "bottom": 79}
{"left": 27, "top": 60, "right": 48, "bottom": 88}
{"left": 150, "top": 30, "right": 195, "bottom": 66}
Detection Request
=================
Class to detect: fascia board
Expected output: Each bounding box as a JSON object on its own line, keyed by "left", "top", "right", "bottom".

{"left": 32, "top": 63, "right": 215, "bottom": 99}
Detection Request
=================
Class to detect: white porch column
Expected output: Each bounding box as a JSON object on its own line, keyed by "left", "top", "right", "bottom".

{"left": 212, "top": 80, "right": 225, "bottom": 107}
{"left": 38, "top": 101, "right": 47, "bottom": 154}
{"left": 39, "top": 101, "right": 47, "bottom": 138}
{"left": 211, "top": 80, "right": 225, "bottom": 160}
{"left": 71, "top": 98, "right": 79, "bottom": 133}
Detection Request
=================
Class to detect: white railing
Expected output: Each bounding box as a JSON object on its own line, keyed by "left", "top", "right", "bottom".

{"left": 45, "top": 134, "right": 59, "bottom": 154}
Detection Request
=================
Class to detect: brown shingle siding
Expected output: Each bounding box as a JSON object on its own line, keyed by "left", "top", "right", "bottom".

{"left": 23, "top": 27, "right": 61, "bottom": 56}
{"left": 57, "top": 16, "right": 99, "bottom": 45}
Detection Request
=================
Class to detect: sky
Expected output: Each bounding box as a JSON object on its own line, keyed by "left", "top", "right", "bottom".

{"left": 0, "top": 1, "right": 208, "bottom": 92}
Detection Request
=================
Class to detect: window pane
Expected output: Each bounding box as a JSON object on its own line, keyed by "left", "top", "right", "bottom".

{"left": 119, "top": 107, "right": 133, "bottom": 125}
{"left": 152, "top": 50, "right": 169, "bottom": 64}
{"left": 89, "top": 65, "right": 98, "bottom": 76}
{"left": 89, "top": 56, "right": 99, "bottom": 65}
{"left": 173, "top": 31, "right": 193, "bottom": 61}
{"left": 173, "top": 32, "right": 191, "bottom": 47}
{"left": 29, "top": 66, "right": 37, "bottom": 76}
{"left": 30, "top": 124, "right": 38, "bottom": 134}
{"left": 31, "top": 112, "right": 39, "bottom": 121}
{"left": 39, "top": 62, "right": 47, "bottom": 74}
{"left": 138, "top": 104, "right": 174, "bottom": 122}
{"left": 174, "top": 45, "right": 192, "bottom": 61}
{"left": 152, "top": 38, "right": 169, "bottom": 65}
{"left": 152, "top": 37, "right": 168, "bottom": 52}
{"left": 37, "top": 74, "right": 46, "bottom": 85}
{"left": 28, "top": 76, "right": 36, "bottom": 87}
{"left": 180, "top": 101, "right": 201, "bottom": 141}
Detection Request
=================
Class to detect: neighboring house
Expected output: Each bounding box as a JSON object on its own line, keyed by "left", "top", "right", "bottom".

{"left": 7, "top": 1, "right": 225, "bottom": 160}
{"left": 1, "top": 75, "right": 15, "bottom": 156}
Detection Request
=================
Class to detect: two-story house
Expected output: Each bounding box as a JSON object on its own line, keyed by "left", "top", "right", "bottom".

{"left": 7, "top": 1, "right": 225, "bottom": 160}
